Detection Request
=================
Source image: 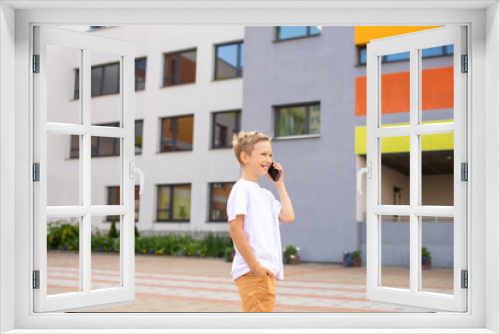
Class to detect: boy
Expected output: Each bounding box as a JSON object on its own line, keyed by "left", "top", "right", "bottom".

{"left": 227, "top": 131, "right": 295, "bottom": 312}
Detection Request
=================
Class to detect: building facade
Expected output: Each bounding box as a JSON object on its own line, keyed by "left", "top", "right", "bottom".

{"left": 47, "top": 25, "right": 454, "bottom": 265}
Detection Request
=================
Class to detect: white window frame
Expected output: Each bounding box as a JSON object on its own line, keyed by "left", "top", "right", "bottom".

{"left": 1, "top": 2, "right": 498, "bottom": 333}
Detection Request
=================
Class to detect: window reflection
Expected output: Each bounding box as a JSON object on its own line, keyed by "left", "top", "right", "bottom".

{"left": 215, "top": 42, "right": 244, "bottom": 80}
{"left": 163, "top": 50, "right": 197, "bottom": 86}
{"left": 160, "top": 116, "right": 194, "bottom": 152}
{"left": 157, "top": 185, "right": 191, "bottom": 222}
{"left": 213, "top": 111, "right": 241, "bottom": 148}
{"left": 209, "top": 183, "right": 233, "bottom": 221}
{"left": 277, "top": 26, "right": 321, "bottom": 40}
{"left": 276, "top": 103, "right": 321, "bottom": 137}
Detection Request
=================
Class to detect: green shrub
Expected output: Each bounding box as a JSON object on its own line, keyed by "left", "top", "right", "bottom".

{"left": 283, "top": 245, "right": 298, "bottom": 263}
{"left": 108, "top": 218, "right": 118, "bottom": 239}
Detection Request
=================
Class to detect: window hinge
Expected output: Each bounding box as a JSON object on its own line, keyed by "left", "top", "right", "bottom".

{"left": 461, "top": 270, "right": 468, "bottom": 289}
{"left": 33, "top": 54, "right": 40, "bottom": 73}
{"left": 461, "top": 54, "right": 468, "bottom": 73}
{"left": 33, "top": 270, "right": 40, "bottom": 289}
{"left": 461, "top": 162, "right": 468, "bottom": 181}
{"left": 33, "top": 163, "right": 40, "bottom": 182}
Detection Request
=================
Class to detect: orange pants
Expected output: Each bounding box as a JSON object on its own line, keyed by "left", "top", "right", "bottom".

{"left": 234, "top": 271, "right": 276, "bottom": 312}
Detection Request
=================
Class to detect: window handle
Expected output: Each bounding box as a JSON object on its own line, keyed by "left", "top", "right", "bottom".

{"left": 129, "top": 161, "right": 145, "bottom": 195}
{"left": 357, "top": 162, "right": 371, "bottom": 195}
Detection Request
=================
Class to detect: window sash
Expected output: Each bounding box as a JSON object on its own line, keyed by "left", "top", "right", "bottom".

{"left": 10, "top": 6, "right": 489, "bottom": 332}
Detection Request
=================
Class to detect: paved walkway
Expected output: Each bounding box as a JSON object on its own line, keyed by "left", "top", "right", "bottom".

{"left": 46, "top": 251, "right": 453, "bottom": 313}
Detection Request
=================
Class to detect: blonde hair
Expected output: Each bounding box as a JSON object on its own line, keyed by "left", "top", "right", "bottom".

{"left": 232, "top": 131, "right": 273, "bottom": 165}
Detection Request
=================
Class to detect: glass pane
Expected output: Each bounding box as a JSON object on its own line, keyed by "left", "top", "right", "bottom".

{"left": 135, "top": 121, "right": 143, "bottom": 154}
{"left": 310, "top": 105, "right": 321, "bottom": 134}
{"left": 420, "top": 216, "right": 454, "bottom": 295}
{"left": 173, "top": 185, "right": 191, "bottom": 220}
{"left": 381, "top": 52, "right": 410, "bottom": 127}
{"left": 210, "top": 183, "right": 232, "bottom": 220}
{"left": 47, "top": 216, "right": 81, "bottom": 295}
{"left": 134, "top": 186, "right": 140, "bottom": 222}
{"left": 91, "top": 51, "right": 121, "bottom": 126}
{"left": 277, "top": 106, "right": 307, "bottom": 136}
{"left": 214, "top": 112, "right": 239, "bottom": 147}
{"left": 216, "top": 44, "right": 239, "bottom": 79}
{"left": 279, "top": 26, "right": 307, "bottom": 40}
{"left": 381, "top": 136, "right": 410, "bottom": 205}
{"left": 47, "top": 44, "right": 81, "bottom": 124}
{"left": 161, "top": 118, "right": 175, "bottom": 151}
{"left": 176, "top": 116, "right": 194, "bottom": 150}
{"left": 178, "top": 51, "right": 197, "bottom": 84}
{"left": 310, "top": 26, "right": 321, "bottom": 35}
{"left": 421, "top": 45, "right": 454, "bottom": 123}
{"left": 91, "top": 136, "right": 121, "bottom": 206}
{"left": 47, "top": 133, "right": 80, "bottom": 206}
{"left": 157, "top": 186, "right": 171, "bottom": 220}
{"left": 421, "top": 133, "right": 454, "bottom": 206}
{"left": 239, "top": 44, "right": 244, "bottom": 75}
{"left": 164, "top": 54, "right": 178, "bottom": 86}
{"left": 135, "top": 58, "right": 146, "bottom": 90}
{"left": 380, "top": 215, "right": 410, "bottom": 290}
{"left": 91, "top": 215, "right": 121, "bottom": 291}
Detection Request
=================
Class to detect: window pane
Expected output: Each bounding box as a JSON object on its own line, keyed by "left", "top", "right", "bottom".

{"left": 135, "top": 120, "right": 143, "bottom": 154}
{"left": 421, "top": 45, "right": 454, "bottom": 122}
{"left": 178, "top": 51, "right": 197, "bottom": 84}
{"left": 91, "top": 137, "right": 121, "bottom": 206}
{"left": 381, "top": 52, "right": 410, "bottom": 127}
{"left": 359, "top": 48, "right": 367, "bottom": 65}
{"left": 161, "top": 118, "right": 175, "bottom": 151}
{"left": 173, "top": 185, "right": 191, "bottom": 220}
{"left": 135, "top": 186, "right": 140, "bottom": 222}
{"left": 239, "top": 43, "right": 244, "bottom": 75}
{"left": 157, "top": 186, "right": 171, "bottom": 220}
{"left": 48, "top": 133, "right": 80, "bottom": 206}
{"left": 164, "top": 54, "right": 178, "bottom": 86}
{"left": 445, "top": 44, "right": 454, "bottom": 54}
{"left": 277, "top": 106, "right": 307, "bottom": 136}
{"left": 47, "top": 216, "right": 81, "bottom": 295}
{"left": 216, "top": 44, "right": 239, "bottom": 79}
{"left": 279, "top": 26, "right": 308, "bottom": 40}
{"left": 421, "top": 134, "right": 454, "bottom": 206}
{"left": 102, "top": 63, "right": 120, "bottom": 95}
{"left": 309, "top": 26, "right": 321, "bottom": 35}
{"left": 210, "top": 183, "right": 232, "bottom": 220}
{"left": 381, "top": 215, "right": 410, "bottom": 290}
{"left": 91, "top": 215, "right": 121, "bottom": 291}
{"left": 91, "top": 51, "right": 121, "bottom": 126}
{"left": 309, "top": 105, "right": 321, "bottom": 134}
{"left": 420, "top": 216, "right": 454, "bottom": 295}
{"left": 214, "top": 112, "right": 239, "bottom": 147}
{"left": 381, "top": 136, "right": 410, "bottom": 205}
{"left": 176, "top": 116, "right": 194, "bottom": 150}
{"left": 91, "top": 67, "right": 103, "bottom": 97}
{"left": 70, "top": 135, "right": 79, "bottom": 159}
{"left": 135, "top": 58, "right": 146, "bottom": 90}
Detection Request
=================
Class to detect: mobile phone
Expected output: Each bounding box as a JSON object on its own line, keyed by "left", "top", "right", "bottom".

{"left": 268, "top": 162, "right": 281, "bottom": 182}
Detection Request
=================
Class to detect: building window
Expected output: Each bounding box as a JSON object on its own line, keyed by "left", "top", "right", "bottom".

{"left": 208, "top": 182, "right": 233, "bottom": 222}
{"left": 162, "top": 49, "right": 197, "bottom": 87}
{"left": 156, "top": 184, "right": 191, "bottom": 222}
{"left": 135, "top": 57, "right": 147, "bottom": 90}
{"left": 214, "top": 42, "right": 244, "bottom": 80}
{"left": 276, "top": 26, "right": 321, "bottom": 41}
{"left": 357, "top": 44, "right": 454, "bottom": 65}
{"left": 212, "top": 110, "right": 241, "bottom": 149}
{"left": 74, "top": 57, "right": 147, "bottom": 99}
{"left": 275, "top": 103, "right": 321, "bottom": 137}
{"left": 106, "top": 186, "right": 140, "bottom": 222}
{"left": 70, "top": 120, "right": 144, "bottom": 158}
{"left": 159, "top": 115, "right": 194, "bottom": 152}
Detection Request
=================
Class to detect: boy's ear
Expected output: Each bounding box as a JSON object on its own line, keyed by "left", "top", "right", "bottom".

{"left": 240, "top": 150, "right": 248, "bottom": 164}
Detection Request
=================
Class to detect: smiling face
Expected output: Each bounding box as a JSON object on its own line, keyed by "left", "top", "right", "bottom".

{"left": 240, "top": 140, "right": 274, "bottom": 177}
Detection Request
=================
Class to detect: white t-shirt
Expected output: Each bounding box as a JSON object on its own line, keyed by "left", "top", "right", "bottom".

{"left": 227, "top": 178, "right": 284, "bottom": 281}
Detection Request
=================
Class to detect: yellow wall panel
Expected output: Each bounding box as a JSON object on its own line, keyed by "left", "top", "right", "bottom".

{"left": 355, "top": 26, "right": 442, "bottom": 46}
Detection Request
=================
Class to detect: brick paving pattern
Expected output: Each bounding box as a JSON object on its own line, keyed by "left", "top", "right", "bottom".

{"left": 46, "top": 251, "right": 453, "bottom": 313}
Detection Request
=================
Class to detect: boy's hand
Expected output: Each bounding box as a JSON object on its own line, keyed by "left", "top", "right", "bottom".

{"left": 251, "top": 264, "right": 276, "bottom": 278}
{"left": 267, "top": 162, "right": 285, "bottom": 188}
